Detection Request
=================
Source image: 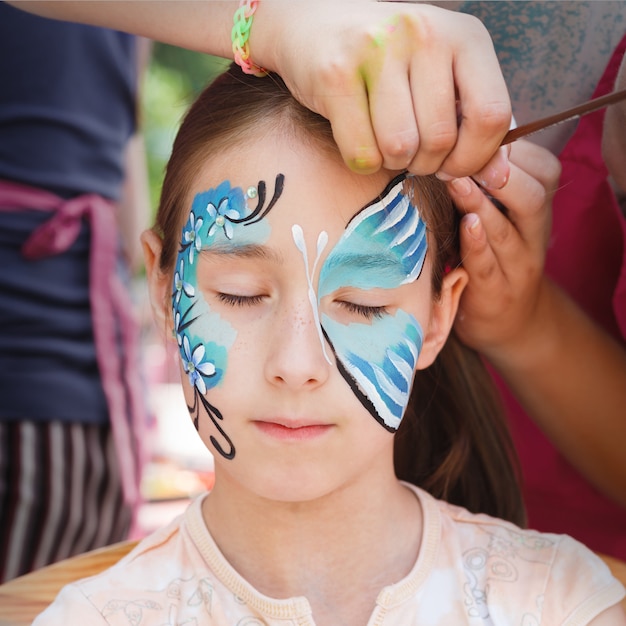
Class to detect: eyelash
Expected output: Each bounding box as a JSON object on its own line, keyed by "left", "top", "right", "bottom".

{"left": 217, "top": 293, "right": 265, "bottom": 307}
{"left": 339, "top": 301, "right": 388, "bottom": 320}
{"left": 217, "top": 293, "right": 388, "bottom": 320}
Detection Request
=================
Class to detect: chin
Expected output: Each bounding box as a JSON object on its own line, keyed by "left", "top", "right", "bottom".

{"left": 237, "top": 466, "right": 353, "bottom": 506}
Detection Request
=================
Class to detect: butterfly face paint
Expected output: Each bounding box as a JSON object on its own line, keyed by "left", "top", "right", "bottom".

{"left": 317, "top": 174, "right": 428, "bottom": 431}
{"left": 172, "top": 176, "right": 284, "bottom": 459}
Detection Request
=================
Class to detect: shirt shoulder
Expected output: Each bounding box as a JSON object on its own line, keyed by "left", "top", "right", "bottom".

{"left": 31, "top": 495, "right": 313, "bottom": 626}
{"left": 543, "top": 534, "right": 626, "bottom": 625}
{"left": 32, "top": 583, "right": 108, "bottom": 625}
{"left": 33, "top": 497, "right": 222, "bottom": 626}
{"left": 431, "top": 494, "right": 625, "bottom": 624}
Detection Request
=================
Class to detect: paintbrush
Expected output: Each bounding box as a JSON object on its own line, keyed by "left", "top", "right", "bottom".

{"left": 501, "top": 88, "right": 626, "bottom": 145}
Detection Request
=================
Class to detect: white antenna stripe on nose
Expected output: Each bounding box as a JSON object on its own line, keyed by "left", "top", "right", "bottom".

{"left": 291, "top": 224, "right": 332, "bottom": 365}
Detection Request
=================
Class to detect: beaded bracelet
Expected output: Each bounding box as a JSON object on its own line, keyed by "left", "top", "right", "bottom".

{"left": 231, "top": 0, "right": 267, "bottom": 77}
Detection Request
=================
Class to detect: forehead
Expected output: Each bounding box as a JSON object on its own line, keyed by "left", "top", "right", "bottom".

{"left": 188, "top": 134, "right": 394, "bottom": 229}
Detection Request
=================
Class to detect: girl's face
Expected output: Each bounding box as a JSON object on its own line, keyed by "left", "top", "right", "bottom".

{"left": 145, "top": 135, "right": 464, "bottom": 503}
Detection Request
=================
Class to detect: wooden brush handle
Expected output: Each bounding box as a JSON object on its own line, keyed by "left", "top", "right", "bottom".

{"left": 501, "top": 88, "right": 626, "bottom": 145}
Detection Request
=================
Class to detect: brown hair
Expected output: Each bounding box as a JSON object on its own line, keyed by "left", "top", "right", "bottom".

{"left": 155, "top": 64, "right": 525, "bottom": 526}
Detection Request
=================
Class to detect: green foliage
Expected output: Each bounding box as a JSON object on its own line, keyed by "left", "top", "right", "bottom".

{"left": 141, "top": 44, "right": 229, "bottom": 216}
{"left": 152, "top": 43, "right": 230, "bottom": 97}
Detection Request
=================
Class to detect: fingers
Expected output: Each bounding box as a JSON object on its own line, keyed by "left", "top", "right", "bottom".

{"left": 488, "top": 142, "right": 560, "bottom": 251}
{"left": 448, "top": 152, "right": 552, "bottom": 278}
{"left": 444, "top": 139, "right": 559, "bottom": 357}
{"left": 405, "top": 44, "right": 458, "bottom": 174}
{"left": 322, "top": 75, "right": 383, "bottom": 174}
{"left": 367, "top": 57, "right": 420, "bottom": 171}
{"left": 448, "top": 177, "right": 518, "bottom": 288}
{"left": 284, "top": 2, "right": 513, "bottom": 177}
{"left": 469, "top": 147, "right": 511, "bottom": 191}
{"left": 366, "top": 11, "right": 459, "bottom": 173}
{"left": 447, "top": 173, "right": 532, "bottom": 352}
{"left": 360, "top": 6, "right": 511, "bottom": 177}
{"left": 456, "top": 212, "right": 503, "bottom": 296}
{"left": 508, "top": 140, "right": 561, "bottom": 193}
{"left": 435, "top": 18, "right": 512, "bottom": 179}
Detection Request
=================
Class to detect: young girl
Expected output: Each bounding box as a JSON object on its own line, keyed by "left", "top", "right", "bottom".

{"left": 34, "top": 65, "right": 625, "bottom": 625}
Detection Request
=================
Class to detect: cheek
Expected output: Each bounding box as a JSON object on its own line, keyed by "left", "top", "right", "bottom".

{"left": 322, "top": 309, "right": 423, "bottom": 432}
{"left": 173, "top": 253, "right": 238, "bottom": 397}
{"left": 173, "top": 280, "right": 242, "bottom": 460}
{"left": 172, "top": 179, "right": 276, "bottom": 397}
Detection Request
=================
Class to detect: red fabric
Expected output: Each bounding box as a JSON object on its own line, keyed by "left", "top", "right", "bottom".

{"left": 501, "top": 34, "right": 626, "bottom": 558}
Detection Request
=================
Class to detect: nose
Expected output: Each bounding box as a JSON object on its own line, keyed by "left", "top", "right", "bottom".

{"left": 264, "top": 298, "right": 332, "bottom": 390}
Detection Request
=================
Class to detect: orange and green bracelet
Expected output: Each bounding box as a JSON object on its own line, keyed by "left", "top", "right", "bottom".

{"left": 231, "top": 0, "right": 267, "bottom": 77}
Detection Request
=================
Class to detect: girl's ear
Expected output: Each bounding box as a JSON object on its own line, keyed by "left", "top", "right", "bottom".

{"left": 141, "top": 229, "right": 174, "bottom": 341}
{"left": 416, "top": 266, "right": 468, "bottom": 369}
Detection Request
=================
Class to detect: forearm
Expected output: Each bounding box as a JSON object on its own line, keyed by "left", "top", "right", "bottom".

{"left": 9, "top": 0, "right": 513, "bottom": 180}
{"left": 488, "top": 279, "right": 626, "bottom": 507}
{"left": 8, "top": 1, "right": 237, "bottom": 58}
{"left": 6, "top": 0, "right": 341, "bottom": 75}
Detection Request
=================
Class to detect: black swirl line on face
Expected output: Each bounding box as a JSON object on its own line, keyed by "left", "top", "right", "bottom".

{"left": 229, "top": 173, "right": 285, "bottom": 227}
{"left": 188, "top": 388, "right": 236, "bottom": 460}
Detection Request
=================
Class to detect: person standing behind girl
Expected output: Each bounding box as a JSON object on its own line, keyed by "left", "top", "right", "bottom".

{"left": 0, "top": 3, "right": 149, "bottom": 582}
{"left": 33, "top": 64, "right": 625, "bottom": 626}
{"left": 448, "top": 9, "right": 626, "bottom": 559}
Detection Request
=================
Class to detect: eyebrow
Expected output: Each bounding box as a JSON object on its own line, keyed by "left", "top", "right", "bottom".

{"left": 200, "top": 242, "right": 284, "bottom": 265}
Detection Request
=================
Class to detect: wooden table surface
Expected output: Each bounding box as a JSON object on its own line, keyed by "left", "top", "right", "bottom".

{"left": 0, "top": 546, "right": 624, "bottom": 625}
{"left": 0, "top": 541, "right": 136, "bottom": 626}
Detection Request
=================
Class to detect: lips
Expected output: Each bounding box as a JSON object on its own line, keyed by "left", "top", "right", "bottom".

{"left": 253, "top": 419, "right": 334, "bottom": 441}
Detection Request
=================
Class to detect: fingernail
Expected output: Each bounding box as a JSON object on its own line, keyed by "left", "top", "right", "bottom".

{"left": 435, "top": 171, "right": 455, "bottom": 182}
{"left": 478, "top": 146, "right": 510, "bottom": 190}
{"left": 464, "top": 213, "right": 482, "bottom": 240}
{"left": 449, "top": 177, "right": 472, "bottom": 197}
{"left": 349, "top": 147, "right": 381, "bottom": 174}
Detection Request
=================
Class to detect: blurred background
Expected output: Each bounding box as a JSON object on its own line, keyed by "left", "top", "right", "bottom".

{"left": 142, "top": 43, "right": 228, "bottom": 214}
{"left": 136, "top": 43, "right": 228, "bottom": 535}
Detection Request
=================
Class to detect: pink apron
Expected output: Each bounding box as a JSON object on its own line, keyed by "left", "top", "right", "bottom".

{"left": 0, "top": 181, "right": 147, "bottom": 524}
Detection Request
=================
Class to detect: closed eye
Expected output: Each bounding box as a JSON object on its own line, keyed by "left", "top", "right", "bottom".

{"left": 217, "top": 293, "right": 266, "bottom": 307}
{"left": 338, "top": 301, "right": 388, "bottom": 320}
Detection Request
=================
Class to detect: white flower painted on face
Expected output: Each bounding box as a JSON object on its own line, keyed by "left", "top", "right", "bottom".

{"left": 173, "top": 259, "right": 195, "bottom": 304}
{"left": 173, "top": 310, "right": 183, "bottom": 347}
{"left": 182, "top": 335, "right": 216, "bottom": 395}
{"left": 207, "top": 197, "right": 242, "bottom": 240}
{"left": 183, "top": 211, "right": 204, "bottom": 263}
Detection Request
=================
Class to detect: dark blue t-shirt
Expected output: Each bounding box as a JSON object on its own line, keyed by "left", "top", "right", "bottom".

{"left": 0, "top": 2, "right": 137, "bottom": 200}
{"left": 0, "top": 3, "right": 138, "bottom": 424}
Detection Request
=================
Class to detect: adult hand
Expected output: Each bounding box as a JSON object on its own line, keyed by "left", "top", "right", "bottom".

{"left": 12, "top": 1, "right": 512, "bottom": 185}
{"left": 254, "top": 1, "right": 512, "bottom": 185}
{"left": 448, "top": 141, "right": 626, "bottom": 506}
{"left": 447, "top": 140, "right": 561, "bottom": 365}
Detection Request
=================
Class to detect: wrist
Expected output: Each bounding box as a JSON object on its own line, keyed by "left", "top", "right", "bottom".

{"left": 483, "top": 278, "right": 564, "bottom": 376}
{"left": 243, "top": 0, "right": 284, "bottom": 73}
{"left": 231, "top": 0, "right": 268, "bottom": 76}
